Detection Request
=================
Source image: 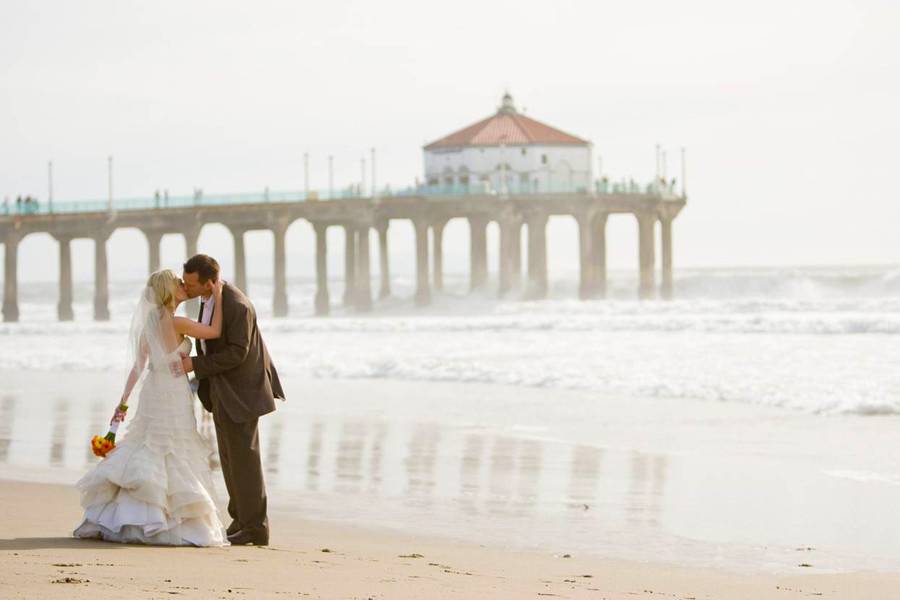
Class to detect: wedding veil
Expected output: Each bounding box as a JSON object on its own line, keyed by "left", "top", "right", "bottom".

{"left": 127, "top": 285, "right": 180, "bottom": 381}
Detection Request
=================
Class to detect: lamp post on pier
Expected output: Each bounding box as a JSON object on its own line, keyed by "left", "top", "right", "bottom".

{"left": 47, "top": 161, "right": 54, "bottom": 213}
{"left": 328, "top": 155, "right": 334, "bottom": 199}
{"left": 304, "top": 152, "right": 310, "bottom": 199}
{"left": 371, "top": 147, "right": 376, "bottom": 201}
{"left": 360, "top": 157, "right": 366, "bottom": 198}
{"left": 107, "top": 155, "right": 114, "bottom": 213}
{"left": 655, "top": 144, "right": 660, "bottom": 193}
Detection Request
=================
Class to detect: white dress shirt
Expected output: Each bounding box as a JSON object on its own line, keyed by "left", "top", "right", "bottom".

{"left": 199, "top": 294, "right": 215, "bottom": 354}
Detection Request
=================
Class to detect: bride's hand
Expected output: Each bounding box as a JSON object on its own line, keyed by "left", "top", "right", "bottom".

{"left": 110, "top": 398, "right": 128, "bottom": 424}
{"left": 213, "top": 278, "right": 224, "bottom": 299}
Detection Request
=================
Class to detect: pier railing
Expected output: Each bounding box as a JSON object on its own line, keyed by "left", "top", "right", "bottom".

{"left": 2, "top": 178, "right": 679, "bottom": 217}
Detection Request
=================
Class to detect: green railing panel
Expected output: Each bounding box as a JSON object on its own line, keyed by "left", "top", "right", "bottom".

{"left": 2, "top": 180, "right": 676, "bottom": 217}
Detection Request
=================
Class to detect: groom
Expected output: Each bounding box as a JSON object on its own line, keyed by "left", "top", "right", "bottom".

{"left": 179, "top": 254, "right": 285, "bottom": 546}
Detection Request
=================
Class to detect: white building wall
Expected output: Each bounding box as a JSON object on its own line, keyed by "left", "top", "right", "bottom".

{"left": 424, "top": 144, "right": 592, "bottom": 193}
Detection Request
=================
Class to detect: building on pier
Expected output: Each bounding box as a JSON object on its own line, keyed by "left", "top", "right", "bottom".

{"left": 423, "top": 93, "right": 592, "bottom": 195}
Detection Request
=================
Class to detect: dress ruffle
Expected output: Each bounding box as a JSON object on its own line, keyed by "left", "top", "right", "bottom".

{"left": 74, "top": 361, "right": 227, "bottom": 547}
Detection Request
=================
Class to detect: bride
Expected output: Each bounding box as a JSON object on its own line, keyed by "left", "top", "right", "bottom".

{"left": 74, "top": 269, "right": 228, "bottom": 546}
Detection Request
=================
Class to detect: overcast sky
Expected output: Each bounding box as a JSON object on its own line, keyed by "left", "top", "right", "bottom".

{"left": 1, "top": 0, "right": 898, "bottom": 283}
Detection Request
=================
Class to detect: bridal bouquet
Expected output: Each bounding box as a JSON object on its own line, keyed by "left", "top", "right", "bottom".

{"left": 90, "top": 402, "right": 128, "bottom": 458}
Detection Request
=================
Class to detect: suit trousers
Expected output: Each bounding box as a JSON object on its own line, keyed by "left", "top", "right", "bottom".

{"left": 213, "top": 409, "right": 268, "bottom": 536}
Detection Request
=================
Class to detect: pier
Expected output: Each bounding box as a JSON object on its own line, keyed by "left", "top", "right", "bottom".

{"left": 0, "top": 189, "right": 685, "bottom": 322}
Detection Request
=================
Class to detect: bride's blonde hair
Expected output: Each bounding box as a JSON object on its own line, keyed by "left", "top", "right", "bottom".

{"left": 147, "top": 269, "right": 179, "bottom": 310}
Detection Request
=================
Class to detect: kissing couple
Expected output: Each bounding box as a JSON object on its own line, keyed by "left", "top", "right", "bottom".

{"left": 73, "top": 254, "right": 285, "bottom": 546}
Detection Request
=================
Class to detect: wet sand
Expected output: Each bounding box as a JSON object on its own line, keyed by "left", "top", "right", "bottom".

{"left": 2, "top": 370, "right": 900, "bottom": 576}
{"left": 3, "top": 479, "right": 900, "bottom": 599}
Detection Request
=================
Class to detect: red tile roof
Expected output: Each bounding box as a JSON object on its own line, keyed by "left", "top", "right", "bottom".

{"left": 424, "top": 106, "right": 589, "bottom": 150}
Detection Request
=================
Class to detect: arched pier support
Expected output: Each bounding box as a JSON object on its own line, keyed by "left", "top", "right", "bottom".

{"left": 228, "top": 226, "right": 248, "bottom": 294}
{"left": 468, "top": 215, "right": 489, "bottom": 291}
{"left": 637, "top": 211, "right": 656, "bottom": 299}
{"left": 498, "top": 216, "right": 522, "bottom": 297}
{"left": 2, "top": 230, "right": 19, "bottom": 322}
{"left": 591, "top": 212, "right": 608, "bottom": 298}
{"left": 525, "top": 212, "right": 549, "bottom": 300}
{"left": 55, "top": 235, "right": 74, "bottom": 321}
{"left": 355, "top": 225, "right": 372, "bottom": 312}
{"left": 576, "top": 210, "right": 595, "bottom": 300}
{"left": 313, "top": 222, "right": 330, "bottom": 316}
{"left": 660, "top": 215, "right": 674, "bottom": 300}
{"left": 414, "top": 218, "right": 431, "bottom": 306}
{"left": 376, "top": 220, "right": 391, "bottom": 300}
{"left": 144, "top": 230, "right": 163, "bottom": 275}
{"left": 182, "top": 225, "right": 202, "bottom": 318}
{"left": 432, "top": 219, "right": 447, "bottom": 292}
{"left": 272, "top": 220, "right": 289, "bottom": 317}
{"left": 343, "top": 224, "right": 357, "bottom": 307}
{"left": 93, "top": 232, "right": 110, "bottom": 321}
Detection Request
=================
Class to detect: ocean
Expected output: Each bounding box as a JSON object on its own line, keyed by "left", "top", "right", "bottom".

{"left": 3, "top": 265, "right": 898, "bottom": 416}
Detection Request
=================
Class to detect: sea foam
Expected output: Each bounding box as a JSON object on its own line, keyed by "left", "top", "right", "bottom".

{"left": 1, "top": 266, "right": 898, "bottom": 417}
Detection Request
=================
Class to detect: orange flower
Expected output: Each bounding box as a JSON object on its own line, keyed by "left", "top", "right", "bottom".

{"left": 90, "top": 433, "right": 116, "bottom": 458}
{"left": 92, "top": 402, "right": 127, "bottom": 459}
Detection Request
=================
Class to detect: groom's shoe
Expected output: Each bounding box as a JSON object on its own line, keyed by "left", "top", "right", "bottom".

{"left": 227, "top": 528, "right": 269, "bottom": 546}
{"left": 226, "top": 521, "right": 242, "bottom": 536}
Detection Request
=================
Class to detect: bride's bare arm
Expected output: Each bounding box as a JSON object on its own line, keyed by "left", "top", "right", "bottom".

{"left": 113, "top": 338, "right": 148, "bottom": 423}
{"left": 174, "top": 279, "right": 225, "bottom": 340}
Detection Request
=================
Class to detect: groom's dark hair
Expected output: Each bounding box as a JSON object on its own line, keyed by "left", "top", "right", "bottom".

{"left": 183, "top": 254, "right": 220, "bottom": 283}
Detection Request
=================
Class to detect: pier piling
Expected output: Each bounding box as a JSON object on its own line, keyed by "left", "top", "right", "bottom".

{"left": 0, "top": 190, "right": 683, "bottom": 320}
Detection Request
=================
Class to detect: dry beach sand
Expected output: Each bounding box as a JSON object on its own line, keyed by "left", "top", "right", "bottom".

{"left": 2, "top": 480, "right": 899, "bottom": 600}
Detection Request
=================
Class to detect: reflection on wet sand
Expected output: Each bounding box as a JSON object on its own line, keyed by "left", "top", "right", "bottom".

{"left": 459, "top": 434, "right": 484, "bottom": 514}
{"left": 367, "top": 423, "right": 388, "bottom": 492}
{"left": 85, "top": 400, "right": 105, "bottom": 463}
{"left": 306, "top": 421, "right": 324, "bottom": 491}
{"left": 515, "top": 439, "right": 542, "bottom": 511}
{"left": 626, "top": 451, "right": 667, "bottom": 527}
{"left": 335, "top": 420, "right": 365, "bottom": 493}
{"left": 265, "top": 417, "right": 284, "bottom": 485}
{"left": 405, "top": 424, "right": 440, "bottom": 502}
{"left": 488, "top": 436, "right": 516, "bottom": 514}
{"left": 568, "top": 444, "right": 602, "bottom": 510}
{"left": 49, "top": 398, "right": 67, "bottom": 466}
{"left": 0, "top": 393, "right": 671, "bottom": 533}
{"left": 0, "top": 396, "right": 13, "bottom": 463}
{"left": 650, "top": 454, "right": 667, "bottom": 526}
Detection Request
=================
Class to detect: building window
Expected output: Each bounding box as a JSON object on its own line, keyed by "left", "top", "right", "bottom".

{"left": 541, "top": 154, "right": 548, "bottom": 164}
{"left": 427, "top": 177, "right": 439, "bottom": 186}
{"left": 521, "top": 148, "right": 527, "bottom": 156}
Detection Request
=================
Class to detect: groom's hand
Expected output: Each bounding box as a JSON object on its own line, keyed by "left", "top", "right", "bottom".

{"left": 169, "top": 357, "right": 185, "bottom": 377}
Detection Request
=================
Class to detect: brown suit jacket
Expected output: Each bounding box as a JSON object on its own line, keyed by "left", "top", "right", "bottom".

{"left": 193, "top": 283, "right": 285, "bottom": 423}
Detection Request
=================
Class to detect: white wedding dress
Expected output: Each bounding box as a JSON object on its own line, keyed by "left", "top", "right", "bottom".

{"left": 73, "top": 337, "right": 227, "bottom": 546}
